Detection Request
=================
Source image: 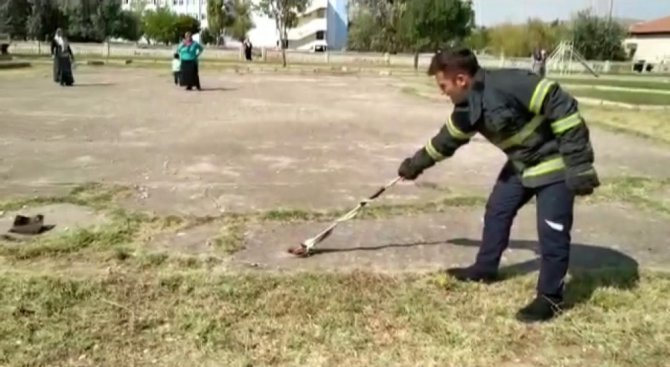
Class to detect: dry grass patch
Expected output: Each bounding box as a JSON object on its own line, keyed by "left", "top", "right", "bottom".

{"left": 0, "top": 269, "right": 667, "bottom": 367}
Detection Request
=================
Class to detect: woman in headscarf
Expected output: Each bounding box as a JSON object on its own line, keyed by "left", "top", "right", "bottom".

{"left": 177, "top": 32, "right": 204, "bottom": 91}
{"left": 243, "top": 38, "right": 253, "bottom": 61}
{"left": 50, "top": 28, "right": 75, "bottom": 86}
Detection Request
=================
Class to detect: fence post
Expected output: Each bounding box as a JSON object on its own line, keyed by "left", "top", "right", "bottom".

{"left": 324, "top": 50, "right": 329, "bottom": 63}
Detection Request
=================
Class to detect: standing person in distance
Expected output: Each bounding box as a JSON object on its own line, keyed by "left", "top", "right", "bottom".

{"left": 243, "top": 38, "right": 253, "bottom": 61}
{"left": 51, "top": 28, "right": 75, "bottom": 86}
{"left": 397, "top": 47, "right": 600, "bottom": 323}
{"left": 177, "top": 32, "right": 204, "bottom": 91}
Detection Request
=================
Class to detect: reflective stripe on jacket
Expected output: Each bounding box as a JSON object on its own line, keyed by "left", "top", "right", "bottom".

{"left": 420, "top": 68, "right": 595, "bottom": 188}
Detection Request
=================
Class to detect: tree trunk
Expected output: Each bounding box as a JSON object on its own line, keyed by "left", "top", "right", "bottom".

{"left": 281, "top": 28, "right": 288, "bottom": 67}
{"left": 413, "top": 51, "right": 419, "bottom": 71}
{"left": 281, "top": 46, "right": 287, "bottom": 67}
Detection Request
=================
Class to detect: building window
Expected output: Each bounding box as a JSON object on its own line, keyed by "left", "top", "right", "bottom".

{"left": 316, "top": 31, "right": 325, "bottom": 40}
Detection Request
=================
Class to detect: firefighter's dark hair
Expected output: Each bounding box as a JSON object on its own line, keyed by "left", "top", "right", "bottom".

{"left": 427, "top": 47, "right": 480, "bottom": 76}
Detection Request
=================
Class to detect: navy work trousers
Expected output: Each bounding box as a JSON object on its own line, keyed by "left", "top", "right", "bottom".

{"left": 475, "top": 164, "right": 575, "bottom": 300}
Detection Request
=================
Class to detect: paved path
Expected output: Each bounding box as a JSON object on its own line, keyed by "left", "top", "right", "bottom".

{"left": 226, "top": 203, "right": 669, "bottom": 273}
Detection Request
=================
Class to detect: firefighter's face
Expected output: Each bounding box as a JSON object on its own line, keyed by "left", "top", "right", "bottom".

{"left": 435, "top": 70, "right": 471, "bottom": 104}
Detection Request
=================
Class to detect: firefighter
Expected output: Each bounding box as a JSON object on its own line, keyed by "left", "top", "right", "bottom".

{"left": 398, "top": 47, "right": 600, "bottom": 323}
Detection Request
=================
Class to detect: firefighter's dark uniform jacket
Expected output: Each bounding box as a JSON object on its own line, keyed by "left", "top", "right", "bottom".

{"left": 412, "top": 68, "right": 597, "bottom": 188}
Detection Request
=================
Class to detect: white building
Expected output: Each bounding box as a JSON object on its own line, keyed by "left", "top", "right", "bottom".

{"left": 625, "top": 15, "right": 670, "bottom": 65}
{"left": 122, "top": 0, "right": 349, "bottom": 50}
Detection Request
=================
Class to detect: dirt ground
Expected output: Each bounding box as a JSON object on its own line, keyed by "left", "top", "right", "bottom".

{"left": 2, "top": 66, "right": 670, "bottom": 367}
{"left": 1, "top": 66, "right": 670, "bottom": 272}
{"left": 3, "top": 67, "right": 670, "bottom": 211}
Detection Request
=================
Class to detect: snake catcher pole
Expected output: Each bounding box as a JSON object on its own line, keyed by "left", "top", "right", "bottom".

{"left": 287, "top": 176, "right": 402, "bottom": 257}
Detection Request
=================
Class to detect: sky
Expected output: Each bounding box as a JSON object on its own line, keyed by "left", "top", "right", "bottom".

{"left": 472, "top": 0, "right": 670, "bottom": 26}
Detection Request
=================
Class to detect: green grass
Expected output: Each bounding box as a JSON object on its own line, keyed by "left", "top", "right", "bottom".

{"left": 0, "top": 269, "right": 667, "bottom": 367}
{"left": 0, "top": 182, "right": 130, "bottom": 212}
{"left": 581, "top": 106, "right": 670, "bottom": 144}
{"left": 1, "top": 176, "right": 668, "bottom": 264}
{"left": 557, "top": 77, "right": 670, "bottom": 91}
{"left": 0, "top": 180, "right": 669, "bottom": 365}
{"left": 588, "top": 177, "right": 670, "bottom": 214}
{"left": 566, "top": 87, "right": 670, "bottom": 106}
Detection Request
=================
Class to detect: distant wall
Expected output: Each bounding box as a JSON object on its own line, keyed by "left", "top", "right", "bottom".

{"left": 10, "top": 41, "right": 643, "bottom": 74}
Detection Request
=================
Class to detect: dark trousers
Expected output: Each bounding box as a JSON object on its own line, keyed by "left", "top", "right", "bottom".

{"left": 173, "top": 71, "right": 180, "bottom": 85}
{"left": 475, "top": 164, "right": 575, "bottom": 299}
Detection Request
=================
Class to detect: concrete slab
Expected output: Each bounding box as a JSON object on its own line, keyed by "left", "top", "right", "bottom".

{"left": 0, "top": 203, "right": 109, "bottom": 240}
{"left": 234, "top": 203, "right": 669, "bottom": 273}
{"left": 1, "top": 69, "right": 668, "bottom": 217}
{"left": 147, "top": 222, "right": 223, "bottom": 255}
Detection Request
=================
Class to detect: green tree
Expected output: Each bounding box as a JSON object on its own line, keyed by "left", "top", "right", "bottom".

{"left": 143, "top": 7, "right": 177, "bottom": 44}
{"left": 172, "top": 14, "right": 200, "bottom": 42}
{"left": 91, "top": 0, "right": 124, "bottom": 41}
{"left": 488, "top": 23, "right": 526, "bottom": 56}
{"left": 26, "top": 0, "right": 64, "bottom": 41}
{"left": 0, "top": 0, "right": 31, "bottom": 39}
{"left": 465, "top": 26, "right": 489, "bottom": 52}
{"left": 129, "top": 0, "right": 147, "bottom": 14}
{"left": 226, "top": 0, "right": 253, "bottom": 41}
{"left": 116, "top": 10, "right": 142, "bottom": 41}
{"left": 200, "top": 27, "right": 215, "bottom": 44}
{"left": 486, "top": 18, "right": 567, "bottom": 58}
{"left": 127, "top": 0, "right": 147, "bottom": 42}
{"left": 347, "top": 0, "right": 413, "bottom": 53}
{"left": 64, "top": 0, "right": 98, "bottom": 42}
{"left": 256, "top": 0, "right": 309, "bottom": 67}
{"left": 347, "top": 9, "right": 379, "bottom": 51}
{"left": 400, "top": 0, "right": 474, "bottom": 68}
{"left": 571, "top": 9, "right": 626, "bottom": 61}
{"left": 525, "top": 18, "right": 565, "bottom": 55}
{"left": 206, "top": 0, "right": 225, "bottom": 43}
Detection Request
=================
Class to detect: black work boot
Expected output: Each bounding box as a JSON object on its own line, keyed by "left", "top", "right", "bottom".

{"left": 515, "top": 295, "right": 563, "bottom": 323}
{"left": 446, "top": 265, "right": 499, "bottom": 284}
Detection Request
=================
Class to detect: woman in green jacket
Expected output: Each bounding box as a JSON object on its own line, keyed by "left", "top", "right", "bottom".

{"left": 177, "top": 32, "right": 204, "bottom": 90}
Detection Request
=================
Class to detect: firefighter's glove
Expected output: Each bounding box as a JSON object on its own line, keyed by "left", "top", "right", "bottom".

{"left": 566, "top": 164, "right": 600, "bottom": 196}
{"left": 398, "top": 148, "right": 435, "bottom": 180}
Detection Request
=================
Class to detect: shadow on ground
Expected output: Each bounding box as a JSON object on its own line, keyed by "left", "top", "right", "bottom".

{"left": 449, "top": 238, "right": 640, "bottom": 309}
{"left": 306, "top": 240, "right": 446, "bottom": 255}
{"left": 308, "top": 237, "right": 640, "bottom": 309}
{"left": 73, "top": 83, "right": 115, "bottom": 87}
{"left": 198, "top": 87, "right": 236, "bottom": 92}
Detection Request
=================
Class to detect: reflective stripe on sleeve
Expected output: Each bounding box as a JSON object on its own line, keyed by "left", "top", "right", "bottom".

{"left": 446, "top": 117, "right": 475, "bottom": 140}
{"left": 529, "top": 79, "right": 556, "bottom": 114}
{"left": 425, "top": 140, "right": 445, "bottom": 161}
{"left": 551, "top": 112, "right": 583, "bottom": 134}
